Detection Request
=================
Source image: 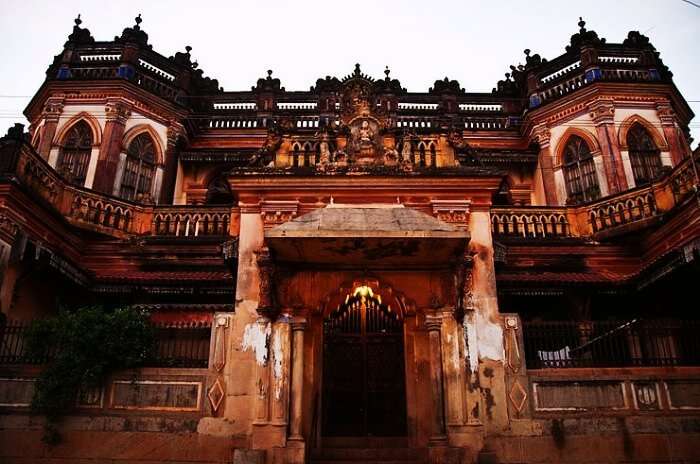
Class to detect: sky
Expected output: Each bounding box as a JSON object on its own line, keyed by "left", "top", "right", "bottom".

{"left": 0, "top": 0, "right": 698, "bottom": 147}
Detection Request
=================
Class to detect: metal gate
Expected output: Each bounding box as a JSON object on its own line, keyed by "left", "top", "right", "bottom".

{"left": 322, "top": 286, "right": 407, "bottom": 437}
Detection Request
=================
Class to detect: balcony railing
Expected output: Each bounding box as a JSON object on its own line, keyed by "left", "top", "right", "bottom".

{"left": 0, "top": 320, "right": 212, "bottom": 368}
{"left": 491, "top": 207, "right": 570, "bottom": 238}
{"left": 151, "top": 322, "right": 212, "bottom": 368}
{"left": 523, "top": 319, "right": 700, "bottom": 369}
{"left": 152, "top": 207, "right": 231, "bottom": 237}
{"left": 492, "top": 157, "right": 698, "bottom": 239}
{"left": 1, "top": 141, "right": 238, "bottom": 239}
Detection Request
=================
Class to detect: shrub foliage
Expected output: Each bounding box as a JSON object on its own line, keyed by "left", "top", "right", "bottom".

{"left": 25, "top": 306, "right": 153, "bottom": 442}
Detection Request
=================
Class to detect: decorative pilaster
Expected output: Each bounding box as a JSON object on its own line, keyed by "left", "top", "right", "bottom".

{"left": 207, "top": 314, "right": 230, "bottom": 415}
{"left": 92, "top": 99, "right": 131, "bottom": 194}
{"left": 532, "top": 124, "right": 558, "bottom": 205}
{"left": 288, "top": 317, "right": 306, "bottom": 442}
{"left": 37, "top": 98, "right": 64, "bottom": 160}
{"left": 425, "top": 313, "right": 447, "bottom": 445}
{"left": 656, "top": 102, "right": 687, "bottom": 165}
{"left": 159, "top": 123, "right": 185, "bottom": 204}
{"left": 589, "top": 99, "right": 627, "bottom": 194}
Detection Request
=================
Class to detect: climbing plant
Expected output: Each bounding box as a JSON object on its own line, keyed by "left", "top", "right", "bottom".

{"left": 25, "top": 306, "right": 154, "bottom": 444}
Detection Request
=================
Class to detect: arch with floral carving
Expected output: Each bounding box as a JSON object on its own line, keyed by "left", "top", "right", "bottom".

{"left": 53, "top": 112, "right": 102, "bottom": 147}
{"left": 319, "top": 278, "right": 416, "bottom": 319}
{"left": 617, "top": 114, "right": 668, "bottom": 151}
{"left": 553, "top": 127, "right": 600, "bottom": 167}
{"left": 121, "top": 124, "right": 164, "bottom": 166}
{"left": 557, "top": 131, "right": 602, "bottom": 203}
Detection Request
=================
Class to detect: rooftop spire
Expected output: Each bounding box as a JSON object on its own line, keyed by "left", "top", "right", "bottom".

{"left": 116, "top": 13, "right": 150, "bottom": 47}
{"left": 578, "top": 16, "right": 586, "bottom": 32}
{"left": 66, "top": 12, "right": 94, "bottom": 45}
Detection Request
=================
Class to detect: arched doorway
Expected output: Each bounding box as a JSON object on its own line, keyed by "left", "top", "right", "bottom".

{"left": 322, "top": 285, "right": 407, "bottom": 437}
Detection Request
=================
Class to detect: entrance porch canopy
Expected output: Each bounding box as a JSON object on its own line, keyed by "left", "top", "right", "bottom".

{"left": 265, "top": 204, "right": 469, "bottom": 267}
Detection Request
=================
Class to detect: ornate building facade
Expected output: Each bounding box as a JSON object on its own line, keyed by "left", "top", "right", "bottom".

{"left": 0, "top": 15, "right": 699, "bottom": 464}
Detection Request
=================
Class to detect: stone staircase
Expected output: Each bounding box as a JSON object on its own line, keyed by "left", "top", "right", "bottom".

{"left": 310, "top": 437, "right": 427, "bottom": 464}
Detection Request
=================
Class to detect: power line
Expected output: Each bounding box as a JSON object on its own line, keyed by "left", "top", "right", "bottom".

{"left": 681, "top": 0, "right": 700, "bottom": 8}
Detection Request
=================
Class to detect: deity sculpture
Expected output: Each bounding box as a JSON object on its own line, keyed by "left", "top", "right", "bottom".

{"left": 359, "top": 120, "right": 374, "bottom": 145}
{"left": 319, "top": 140, "right": 331, "bottom": 165}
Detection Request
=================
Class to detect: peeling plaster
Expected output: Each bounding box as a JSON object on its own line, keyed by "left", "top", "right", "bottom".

{"left": 464, "top": 313, "right": 479, "bottom": 374}
{"left": 242, "top": 320, "right": 271, "bottom": 365}
{"left": 476, "top": 310, "right": 504, "bottom": 362}
{"left": 463, "top": 310, "right": 504, "bottom": 374}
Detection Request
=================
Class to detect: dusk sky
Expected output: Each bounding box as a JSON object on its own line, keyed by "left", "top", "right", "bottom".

{"left": 1, "top": 0, "right": 698, "bottom": 146}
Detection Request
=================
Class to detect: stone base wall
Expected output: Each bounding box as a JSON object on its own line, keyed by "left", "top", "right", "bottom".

{"left": 487, "top": 416, "right": 700, "bottom": 463}
{"left": 0, "top": 414, "right": 240, "bottom": 463}
{"left": 2, "top": 414, "right": 700, "bottom": 463}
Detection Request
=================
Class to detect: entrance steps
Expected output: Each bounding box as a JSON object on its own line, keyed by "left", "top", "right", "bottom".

{"left": 310, "top": 437, "right": 427, "bottom": 464}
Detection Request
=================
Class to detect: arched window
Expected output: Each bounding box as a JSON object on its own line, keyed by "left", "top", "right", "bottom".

{"left": 119, "top": 133, "right": 156, "bottom": 201}
{"left": 58, "top": 121, "right": 92, "bottom": 185}
{"left": 562, "top": 135, "right": 600, "bottom": 204}
{"left": 627, "top": 123, "right": 662, "bottom": 185}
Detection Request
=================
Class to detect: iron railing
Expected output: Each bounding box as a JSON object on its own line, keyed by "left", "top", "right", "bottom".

{"left": 523, "top": 319, "right": 700, "bottom": 369}
{"left": 0, "top": 321, "right": 54, "bottom": 364}
{"left": 150, "top": 322, "right": 212, "bottom": 368}
{"left": 0, "top": 320, "right": 212, "bottom": 368}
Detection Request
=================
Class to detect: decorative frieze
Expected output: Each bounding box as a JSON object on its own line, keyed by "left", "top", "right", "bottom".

{"left": 430, "top": 199, "right": 470, "bottom": 227}
{"left": 260, "top": 200, "right": 300, "bottom": 228}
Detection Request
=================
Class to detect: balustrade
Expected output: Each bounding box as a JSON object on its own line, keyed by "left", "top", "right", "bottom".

{"left": 152, "top": 207, "right": 231, "bottom": 237}
{"left": 588, "top": 189, "right": 657, "bottom": 233}
{"left": 69, "top": 192, "right": 135, "bottom": 233}
{"left": 491, "top": 208, "right": 571, "bottom": 238}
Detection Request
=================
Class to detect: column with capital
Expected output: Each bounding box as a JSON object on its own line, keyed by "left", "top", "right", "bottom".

{"left": 92, "top": 100, "right": 131, "bottom": 194}
{"left": 657, "top": 102, "right": 689, "bottom": 166}
{"left": 159, "top": 123, "right": 185, "bottom": 204}
{"left": 532, "top": 124, "right": 558, "bottom": 205}
{"left": 37, "top": 98, "right": 64, "bottom": 162}
{"left": 589, "top": 99, "right": 628, "bottom": 193}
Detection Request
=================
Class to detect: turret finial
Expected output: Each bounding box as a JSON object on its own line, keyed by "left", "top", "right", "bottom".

{"left": 75, "top": 14, "right": 82, "bottom": 26}
{"left": 578, "top": 16, "right": 586, "bottom": 32}
{"left": 135, "top": 13, "right": 142, "bottom": 27}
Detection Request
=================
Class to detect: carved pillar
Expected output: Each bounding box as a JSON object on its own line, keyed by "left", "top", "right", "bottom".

{"left": 532, "top": 125, "right": 558, "bottom": 205}
{"left": 37, "top": 98, "right": 64, "bottom": 160}
{"left": 159, "top": 123, "right": 184, "bottom": 204}
{"left": 657, "top": 102, "right": 687, "bottom": 166}
{"left": 92, "top": 99, "right": 131, "bottom": 194}
{"left": 289, "top": 317, "right": 307, "bottom": 442}
{"left": 589, "top": 99, "right": 627, "bottom": 194}
{"left": 425, "top": 314, "right": 447, "bottom": 445}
